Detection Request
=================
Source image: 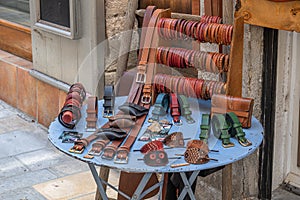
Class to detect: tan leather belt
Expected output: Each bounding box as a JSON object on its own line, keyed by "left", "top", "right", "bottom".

{"left": 86, "top": 96, "right": 98, "bottom": 131}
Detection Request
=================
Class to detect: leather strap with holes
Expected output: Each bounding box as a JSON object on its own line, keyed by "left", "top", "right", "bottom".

{"left": 114, "top": 9, "right": 164, "bottom": 163}
{"left": 86, "top": 96, "right": 98, "bottom": 131}
{"left": 170, "top": 93, "right": 182, "bottom": 125}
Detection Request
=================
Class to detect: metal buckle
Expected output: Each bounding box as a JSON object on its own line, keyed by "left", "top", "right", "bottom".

{"left": 141, "top": 94, "right": 151, "bottom": 104}
{"left": 85, "top": 127, "right": 96, "bottom": 132}
{"left": 172, "top": 119, "right": 183, "bottom": 126}
{"left": 114, "top": 151, "right": 129, "bottom": 164}
{"left": 102, "top": 109, "right": 114, "bottom": 118}
{"left": 136, "top": 72, "right": 146, "bottom": 84}
{"left": 88, "top": 149, "right": 102, "bottom": 156}
{"left": 69, "top": 147, "right": 84, "bottom": 154}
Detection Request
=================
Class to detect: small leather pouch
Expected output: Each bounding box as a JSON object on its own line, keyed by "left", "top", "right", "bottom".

{"left": 211, "top": 94, "right": 254, "bottom": 128}
{"left": 118, "top": 102, "right": 149, "bottom": 117}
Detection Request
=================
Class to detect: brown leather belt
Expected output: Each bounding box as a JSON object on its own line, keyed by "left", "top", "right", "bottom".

{"left": 86, "top": 96, "right": 98, "bottom": 131}
{"left": 58, "top": 83, "right": 86, "bottom": 129}
{"left": 114, "top": 9, "right": 167, "bottom": 164}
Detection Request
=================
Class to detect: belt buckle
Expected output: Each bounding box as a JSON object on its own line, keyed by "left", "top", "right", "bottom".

{"left": 172, "top": 119, "right": 183, "bottom": 126}
{"left": 69, "top": 146, "right": 84, "bottom": 154}
{"left": 88, "top": 149, "right": 102, "bottom": 156}
{"left": 102, "top": 109, "right": 114, "bottom": 118}
{"left": 136, "top": 72, "right": 146, "bottom": 84}
{"left": 114, "top": 150, "right": 129, "bottom": 164}
{"left": 85, "top": 127, "right": 96, "bottom": 132}
{"left": 141, "top": 93, "right": 151, "bottom": 104}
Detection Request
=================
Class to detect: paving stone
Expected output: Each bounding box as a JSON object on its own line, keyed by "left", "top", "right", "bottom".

{"left": 272, "top": 187, "right": 300, "bottom": 200}
{"left": 0, "top": 156, "right": 28, "bottom": 179}
{"left": 0, "top": 108, "right": 15, "bottom": 119}
{"left": 0, "top": 186, "right": 47, "bottom": 200}
{"left": 0, "top": 130, "right": 48, "bottom": 159}
{"left": 16, "top": 148, "right": 65, "bottom": 171}
{"left": 0, "top": 115, "right": 32, "bottom": 134}
{"left": 33, "top": 171, "right": 97, "bottom": 200}
{"left": 0, "top": 169, "right": 57, "bottom": 193}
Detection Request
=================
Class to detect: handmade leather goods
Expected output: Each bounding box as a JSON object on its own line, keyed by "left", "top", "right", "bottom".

{"left": 58, "top": 83, "right": 86, "bottom": 129}
{"left": 211, "top": 94, "right": 254, "bottom": 128}
{"left": 108, "top": 117, "right": 135, "bottom": 129}
{"left": 103, "top": 85, "right": 115, "bottom": 118}
{"left": 139, "top": 120, "right": 172, "bottom": 141}
{"left": 154, "top": 73, "right": 226, "bottom": 100}
{"left": 118, "top": 102, "right": 149, "bottom": 117}
{"left": 86, "top": 96, "right": 98, "bottom": 131}
{"left": 148, "top": 93, "right": 169, "bottom": 122}
{"left": 143, "top": 150, "right": 169, "bottom": 167}
{"left": 184, "top": 139, "right": 211, "bottom": 164}
{"left": 58, "top": 131, "right": 82, "bottom": 143}
{"left": 170, "top": 93, "right": 182, "bottom": 126}
{"left": 88, "top": 140, "right": 110, "bottom": 156}
{"left": 199, "top": 114, "right": 210, "bottom": 143}
{"left": 157, "top": 18, "right": 232, "bottom": 45}
{"left": 226, "top": 112, "right": 252, "bottom": 147}
{"left": 211, "top": 113, "right": 234, "bottom": 148}
{"left": 162, "top": 132, "right": 184, "bottom": 148}
{"left": 178, "top": 95, "right": 195, "bottom": 124}
{"left": 139, "top": 140, "right": 164, "bottom": 154}
{"left": 184, "top": 147, "right": 210, "bottom": 164}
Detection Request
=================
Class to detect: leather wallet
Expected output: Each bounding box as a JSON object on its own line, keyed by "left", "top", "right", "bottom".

{"left": 211, "top": 94, "right": 254, "bottom": 128}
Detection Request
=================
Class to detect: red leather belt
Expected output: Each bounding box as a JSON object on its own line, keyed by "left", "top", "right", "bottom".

{"left": 86, "top": 96, "right": 98, "bottom": 131}
{"left": 170, "top": 93, "right": 182, "bottom": 126}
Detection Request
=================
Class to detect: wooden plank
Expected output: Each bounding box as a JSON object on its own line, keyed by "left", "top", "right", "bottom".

{"left": 0, "top": 19, "right": 32, "bottom": 61}
{"left": 222, "top": 164, "right": 232, "bottom": 200}
{"left": 212, "top": 0, "right": 222, "bottom": 16}
{"left": 204, "top": 0, "right": 213, "bottom": 15}
{"left": 235, "top": 0, "right": 300, "bottom": 32}
{"left": 136, "top": 9, "right": 204, "bottom": 21}
{"left": 226, "top": 16, "right": 244, "bottom": 97}
{"left": 95, "top": 167, "right": 110, "bottom": 200}
{"left": 192, "top": 0, "right": 200, "bottom": 15}
{"left": 298, "top": 99, "right": 300, "bottom": 167}
{"left": 170, "top": 0, "right": 191, "bottom": 14}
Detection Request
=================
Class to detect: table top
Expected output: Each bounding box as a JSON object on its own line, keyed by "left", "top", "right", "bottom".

{"left": 48, "top": 96, "right": 264, "bottom": 173}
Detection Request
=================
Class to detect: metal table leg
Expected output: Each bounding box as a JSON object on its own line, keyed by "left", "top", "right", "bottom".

{"left": 178, "top": 170, "right": 201, "bottom": 200}
{"left": 88, "top": 163, "right": 109, "bottom": 200}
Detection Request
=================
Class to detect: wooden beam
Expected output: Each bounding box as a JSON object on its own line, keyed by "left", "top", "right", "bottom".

{"left": 0, "top": 19, "right": 32, "bottom": 61}
{"left": 235, "top": 0, "right": 300, "bottom": 32}
{"left": 136, "top": 9, "right": 203, "bottom": 21}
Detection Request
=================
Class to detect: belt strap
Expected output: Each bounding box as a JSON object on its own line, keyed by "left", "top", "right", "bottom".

{"left": 114, "top": 9, "right": 166, "bottom": 163}
{"left": 178, "top": 95, "right": 195, "bottom": 124}
{"left": 149, "top": 93, "right": 169, "bottom": 122}
{"left": 86, "top": 96, "right": 98, "bottom": 131}
{"left": 226, "top": 112, "right": 252, "bottom": 147}
{"left": 199, "top": 114, "right": 210, "bottom": 143}
{"left": 103, "top": 85, "right": 115, "bottom": 118}
{"left": 170, "top": 93, "right": 182, "bottom": 126}
{"left": 211, "top": 113, "right": 234, "bottom": 148}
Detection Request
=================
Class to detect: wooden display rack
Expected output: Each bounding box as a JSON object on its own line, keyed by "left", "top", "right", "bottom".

{"left": 235, "top": 0, "right": 300, "bottom": 32}
{"left": 144, "top": 9, "right": 245, "bottom": 98}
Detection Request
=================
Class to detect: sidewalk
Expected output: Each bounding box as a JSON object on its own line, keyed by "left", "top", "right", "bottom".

{"left": 0, "top": 99, "right": 119, "bottom": 200}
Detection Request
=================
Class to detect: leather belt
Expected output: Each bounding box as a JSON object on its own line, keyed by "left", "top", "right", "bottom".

{"left": 170, "top": 93, "right": 182, "bottom": 126}
{"left": 86, "top": 96, "right": 98, "bottom": 131}
{"left": 211, "top": 113, "right": 234, "bottom": 148}
{"left": 58, "top": 83, "right": 86, "bottom": 129}
{"left": 114, "top": 9, "right": 166, "bottom": 164}
{"left": 178, "top": 95, "right": 195, "bottom": 124}
{"left": 103, "top": 85, "right": 115, "bottom": 118}
{"left": 226, "top": 112, "right": 252, "bottom": 147}
{"left": 199, "top": 114, "right": 210, "bottom": 143}
{"left": 149, "top": 93, "right": 169, "bottom": 122}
